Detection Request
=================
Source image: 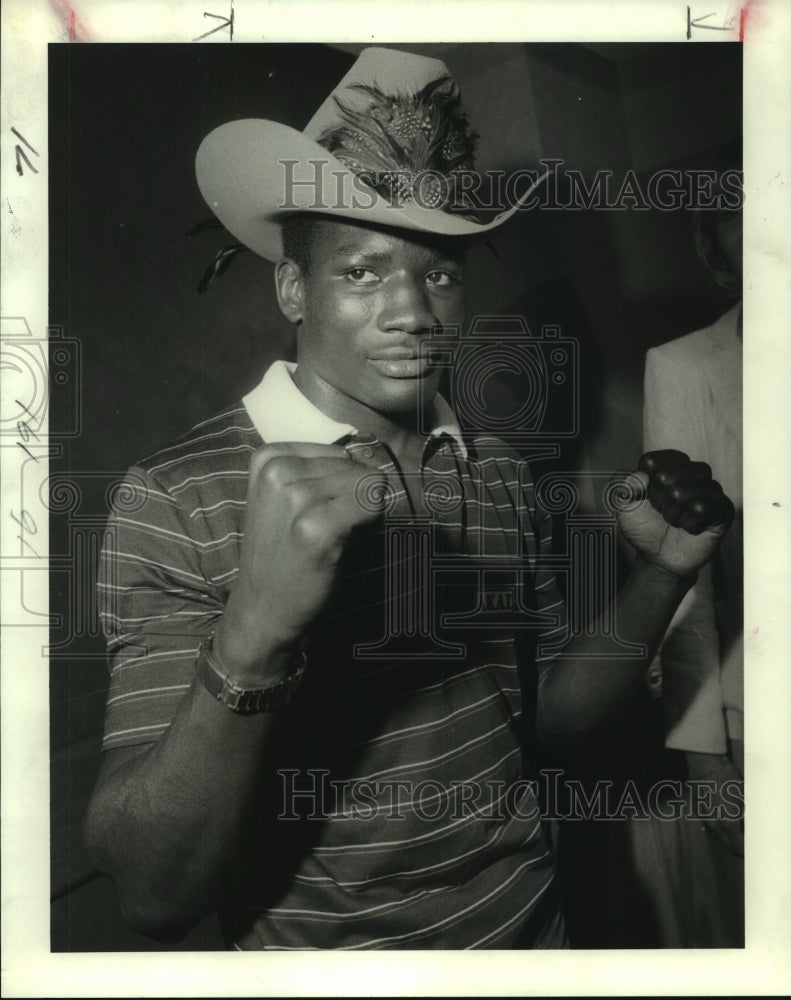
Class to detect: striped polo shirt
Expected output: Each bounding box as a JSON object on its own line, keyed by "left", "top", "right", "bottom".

{"left": 97, "top": 360, "right": 568, "bottom": 949}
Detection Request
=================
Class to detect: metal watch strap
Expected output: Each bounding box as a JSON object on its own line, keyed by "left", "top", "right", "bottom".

{"left": 196, "top": 636, "right": 306, "bottom": 714}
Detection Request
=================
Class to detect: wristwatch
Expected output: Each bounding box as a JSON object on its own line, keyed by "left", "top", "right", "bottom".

{"left": 196, "top": 635, "right": 306, "bottom": 714}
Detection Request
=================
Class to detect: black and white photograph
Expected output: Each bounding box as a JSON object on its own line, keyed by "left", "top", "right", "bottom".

{"left": 2, "top": 1, "right": 790, "bottom": 996}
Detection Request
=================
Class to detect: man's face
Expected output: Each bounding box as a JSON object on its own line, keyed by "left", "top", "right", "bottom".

{"left": 283, "top": 219, "right": 466, "bottom": 425}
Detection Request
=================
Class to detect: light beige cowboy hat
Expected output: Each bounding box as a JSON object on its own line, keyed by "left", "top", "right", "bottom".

{"left": 195, "top": 47, "right": 544, "bottom": 262}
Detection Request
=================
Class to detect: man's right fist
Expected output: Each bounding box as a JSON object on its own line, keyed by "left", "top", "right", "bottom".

{"left": 212, "top": 442, "right": 386, "bottom": 686}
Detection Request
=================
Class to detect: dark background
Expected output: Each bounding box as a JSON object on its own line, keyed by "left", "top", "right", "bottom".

{"left": 49, "top": 41, "right": 741, "bottom": 950}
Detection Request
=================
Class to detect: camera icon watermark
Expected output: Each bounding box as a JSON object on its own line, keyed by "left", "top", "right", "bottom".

{"left": 418, "top": 316, "right": 578, "bottom": 448}
{"left": 0, "top": 320, "right": 83, "bottom": 439}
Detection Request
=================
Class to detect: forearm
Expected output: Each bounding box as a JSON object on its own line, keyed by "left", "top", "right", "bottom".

{"left": 537, "top": 557, "right": 695, "bottom": 748}
{"left": 85, "top": 660, "right": 289, "bottom": 939}
{"left": 86, "top": 443, "right": 382, "bottom": 938}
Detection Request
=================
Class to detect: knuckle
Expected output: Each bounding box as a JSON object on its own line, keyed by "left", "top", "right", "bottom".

{"left": 642, "top": 449, "right": 690, "bottom": 475}
{"left": 283, "top": 479, "right": 311, "bottom": 512}
{"left": 258, "top": 456, "right": 293, "bottom": 491}
{"left": 291, "top": 510, "right": 329, "bottom": 548}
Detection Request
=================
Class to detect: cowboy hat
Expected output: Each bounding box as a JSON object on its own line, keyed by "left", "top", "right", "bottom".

{"left": 195, "top": 47, "right": 543, "bottom": 262}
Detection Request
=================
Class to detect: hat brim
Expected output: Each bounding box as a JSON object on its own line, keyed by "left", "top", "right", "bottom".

{"left": 196, "top": 120, "right": 541, "bottom": 263}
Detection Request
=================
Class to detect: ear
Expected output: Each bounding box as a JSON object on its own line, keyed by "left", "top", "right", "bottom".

{"left": 275, "top": 259, "right": 305, "bottom": 325}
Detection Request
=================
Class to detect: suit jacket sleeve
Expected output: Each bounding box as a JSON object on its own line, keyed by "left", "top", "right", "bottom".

{"left": 643, "top": 343, "right": 728, "bottom": 754}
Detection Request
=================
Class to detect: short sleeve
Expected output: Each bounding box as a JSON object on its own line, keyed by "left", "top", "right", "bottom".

{"left": 97, "top": 465, "right": 225, "bottom": 750}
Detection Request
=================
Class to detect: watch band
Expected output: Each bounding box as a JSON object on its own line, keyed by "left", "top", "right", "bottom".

{"left": 196, "top": 636, "right": 306, "bottom": 714}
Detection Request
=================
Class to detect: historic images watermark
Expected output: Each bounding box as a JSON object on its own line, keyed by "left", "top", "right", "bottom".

{"left": 277, "top": 768, "right": 745, "bottom": 824}
{"left": 279, "top": 157, "right": 744, "bottom": 213}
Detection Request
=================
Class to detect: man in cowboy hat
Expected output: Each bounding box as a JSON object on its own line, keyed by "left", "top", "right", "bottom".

{"left": 85, "top": 48, "right": 734, "bottom": 949}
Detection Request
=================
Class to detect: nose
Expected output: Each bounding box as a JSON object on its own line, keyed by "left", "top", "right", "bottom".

{"left": 377, "top": 273, "right": 437, "bottom": 336}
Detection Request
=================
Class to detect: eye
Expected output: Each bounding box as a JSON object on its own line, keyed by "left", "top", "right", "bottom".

{"left": 345, "top": 267, "right": 379, "bottom": 284}
{"left": 425, "top": 270, "right": 456, "bottom": 287}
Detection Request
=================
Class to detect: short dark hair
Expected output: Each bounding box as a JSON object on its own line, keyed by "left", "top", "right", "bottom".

{"left": 281, "top": 213, "right": 323, "bottom": 275}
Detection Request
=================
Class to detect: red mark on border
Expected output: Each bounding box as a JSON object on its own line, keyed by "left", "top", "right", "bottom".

{"left": 739, "top": 0, "right": 760, "bottom": 42}
{"left": 49, "top": 0, "right": 92, "bottom": 42}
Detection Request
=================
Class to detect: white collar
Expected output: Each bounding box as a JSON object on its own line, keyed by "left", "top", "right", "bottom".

{"left": 243, "top": 361, "right": 468, "bottom": 457}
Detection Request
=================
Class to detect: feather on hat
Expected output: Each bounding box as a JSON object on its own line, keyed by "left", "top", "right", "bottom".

{"left": 195, "top": 47, "right": 542, "bottom": 262}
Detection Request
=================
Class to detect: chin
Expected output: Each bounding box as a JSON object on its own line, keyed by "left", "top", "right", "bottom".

{"left": 373, "top": 374, "right": 442, "bottom": 414}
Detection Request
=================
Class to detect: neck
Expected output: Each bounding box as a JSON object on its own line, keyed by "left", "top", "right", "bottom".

{"left": 292, "top": 366, "right": 432, "bottom": 470}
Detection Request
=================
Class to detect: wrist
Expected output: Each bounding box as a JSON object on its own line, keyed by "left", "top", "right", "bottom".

{"left": 632, "top": 552, "right": 699, "bottom": 591}
{"left": 212, "top": 613, "right": 301, "bottom": 688}
{"left": 197, "top": 633, "right": 306, "bottom": 714}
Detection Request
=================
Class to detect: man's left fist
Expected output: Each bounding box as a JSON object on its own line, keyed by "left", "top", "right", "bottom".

{"left": 616, "top": 449, "right": 735, "bottom": 579}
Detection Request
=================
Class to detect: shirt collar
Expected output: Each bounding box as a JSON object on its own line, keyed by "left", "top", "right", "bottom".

{"left": 243, "top": 360, "right": 468, "bottom": 457}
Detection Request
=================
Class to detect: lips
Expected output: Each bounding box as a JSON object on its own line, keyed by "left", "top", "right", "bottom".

{"left": 369, "top": 357, "right": 434, "bottom": 378}
{"left": 368, "top": 345, "right": 441, "bottom": 378}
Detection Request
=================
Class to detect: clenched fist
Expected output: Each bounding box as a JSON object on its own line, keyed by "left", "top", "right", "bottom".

{"left": 617, "top": 449, "right": 735, "bottom": 579}
{"left": 212, "top": 442, "right": 386, "bottom": 685}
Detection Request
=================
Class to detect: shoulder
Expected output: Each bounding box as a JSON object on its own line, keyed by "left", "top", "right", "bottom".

{"left": 113, "top": 402, "right": 262, "bottom": 531}
{"left": 644, "top": 331, "right": 711, "bottom": 402}
{"left": 103, "top": 404, "right": 260, "bottom": 581}
{"left": 134, "top": 402, "right": 262, "bottom": 492}
{"left": 647, "top": 305, "right": 740, "bottom": 369}
{"left": 647, "top": 328, "right": 709, "bottom": 368}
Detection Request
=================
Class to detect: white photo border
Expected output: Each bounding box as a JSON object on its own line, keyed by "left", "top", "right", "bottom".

{"left": 2, "top": 0, "right": 790, "bottom": 995}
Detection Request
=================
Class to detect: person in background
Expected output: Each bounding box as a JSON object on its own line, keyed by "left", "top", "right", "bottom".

{"left": 641, "top": 138, "right": 744, "bottom": 946}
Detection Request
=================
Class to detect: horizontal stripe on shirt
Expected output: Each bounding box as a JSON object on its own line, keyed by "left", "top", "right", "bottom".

{"left": 97, "top": 391, "right": 567, "bottom": 949}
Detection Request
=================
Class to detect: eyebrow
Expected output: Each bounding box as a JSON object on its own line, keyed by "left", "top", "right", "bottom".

{"left": 330, "top": 246, "right": 394, "bottom": 264}
{"left": 329, "top": 245, "right": 464, "bottom": 268}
